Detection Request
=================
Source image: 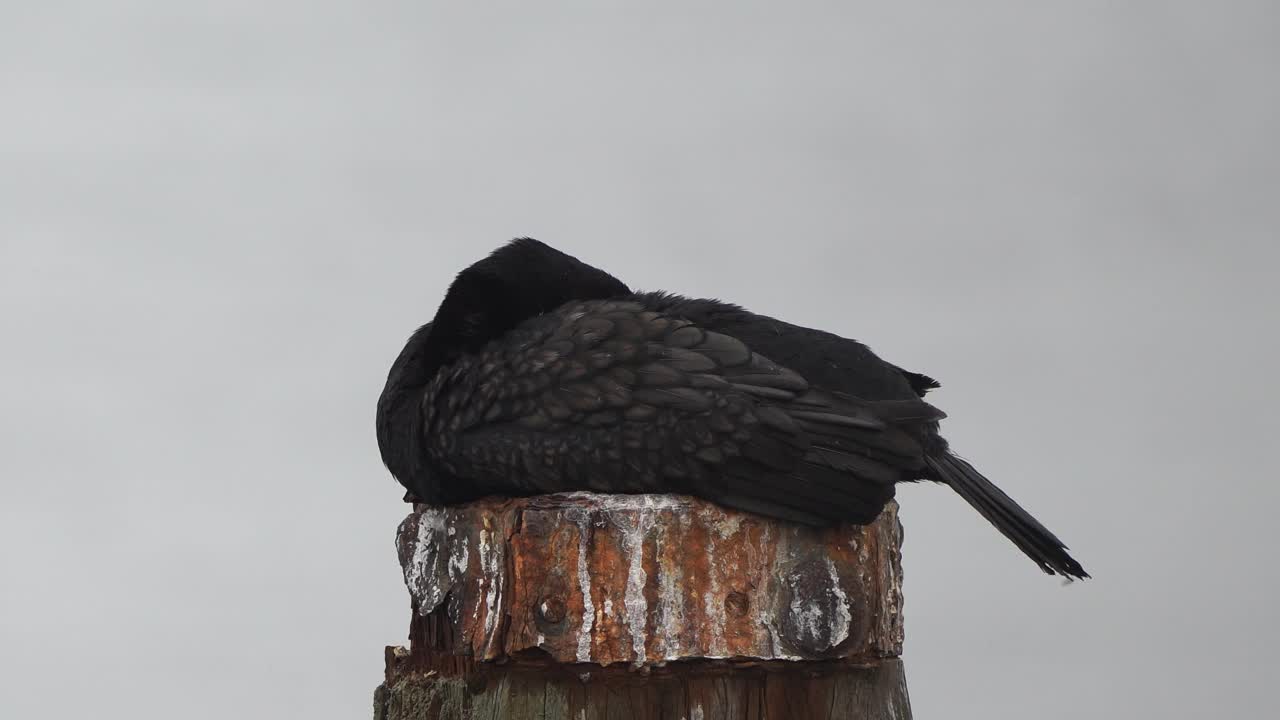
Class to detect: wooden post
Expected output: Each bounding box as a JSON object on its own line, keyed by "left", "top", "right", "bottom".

{"left": 374, "top": 492, "right": 911, "bottom": 719}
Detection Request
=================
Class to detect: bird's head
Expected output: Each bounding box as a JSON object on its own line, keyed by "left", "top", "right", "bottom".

{"left": 376, "top": 238, "right": 630, "bottom": 500}
{"left": 427, "top": 237, "right": 631, "bottom": 357}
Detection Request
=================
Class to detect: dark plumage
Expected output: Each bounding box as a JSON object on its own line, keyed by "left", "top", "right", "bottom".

{"left": 377, "top": 238, "right": 1088, "bottom": 579}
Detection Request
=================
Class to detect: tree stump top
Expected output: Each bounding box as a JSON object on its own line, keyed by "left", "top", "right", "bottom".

{"left": 396, "top": 491, "right": 904, "bottom": 669}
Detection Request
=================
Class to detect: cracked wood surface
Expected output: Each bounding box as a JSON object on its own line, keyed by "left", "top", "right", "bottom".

{"left": 394, "top": 492, "right": 905, "bottom": 668}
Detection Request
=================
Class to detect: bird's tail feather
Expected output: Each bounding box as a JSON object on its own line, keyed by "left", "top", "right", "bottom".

{"left": 925, "top": 452, "right": 1089, "bottom": 580}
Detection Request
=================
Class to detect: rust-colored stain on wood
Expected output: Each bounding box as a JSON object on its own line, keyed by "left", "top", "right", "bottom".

{"left": 397, "top": 492, "right": 904, "bottom": 669}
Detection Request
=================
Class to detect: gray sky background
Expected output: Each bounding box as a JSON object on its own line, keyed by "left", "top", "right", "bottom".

{"left": 2, "top": 2, "right": 1277, "bottom": 718}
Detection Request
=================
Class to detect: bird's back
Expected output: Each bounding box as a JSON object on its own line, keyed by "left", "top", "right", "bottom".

{"left": 632, "top": 292, "right": 938, "bottom": 403}
{"left": 416, "top": 297, "right": 943, "bottom": 525}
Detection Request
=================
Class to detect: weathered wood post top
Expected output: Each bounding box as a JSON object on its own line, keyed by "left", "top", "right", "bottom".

{"left": 376, "top": 491, "right": 910, "bottom": 719}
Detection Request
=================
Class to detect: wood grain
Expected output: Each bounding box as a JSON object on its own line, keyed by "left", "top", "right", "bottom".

{"left": 375, "top": 660, "right": 911, "bottom": 720}
{"left": 381, "top": 491, "right": 910, "bottom": 719}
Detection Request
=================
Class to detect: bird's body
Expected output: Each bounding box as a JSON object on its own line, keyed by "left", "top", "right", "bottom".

{"left": 377, "top": 239, "right": 1087, "bottom": 579}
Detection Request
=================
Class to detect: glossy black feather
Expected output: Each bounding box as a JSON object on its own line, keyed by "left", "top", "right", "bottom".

{"left": 414, "top": 298, "right": 935, "bottom": 524}
{"left": 377, "top": 238, "right": 1088, "bottom": 579}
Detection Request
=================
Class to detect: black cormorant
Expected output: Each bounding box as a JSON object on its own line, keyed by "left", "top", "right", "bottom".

{"left": 377, "top": 238, "right": 1087, "bottom": 579}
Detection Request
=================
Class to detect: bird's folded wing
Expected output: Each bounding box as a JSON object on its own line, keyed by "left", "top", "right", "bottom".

{"left": 426, "top": 299, "right": 942, "bottom": 526}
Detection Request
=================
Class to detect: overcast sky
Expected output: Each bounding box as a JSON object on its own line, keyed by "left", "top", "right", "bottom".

{"left": 2, "top": 2, "right": 1277, "bottom": 718}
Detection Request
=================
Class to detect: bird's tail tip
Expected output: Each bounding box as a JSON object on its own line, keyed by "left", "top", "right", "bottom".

{"left": 926, "top": 452, "right": 1089, "bottom": 581}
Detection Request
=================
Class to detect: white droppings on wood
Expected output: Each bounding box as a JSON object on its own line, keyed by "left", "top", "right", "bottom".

{"left": 404, "top": 509, "right": 449, "bottom": 615}
{"left": 448, "top": 529, "right": 469, "bottom": 583}
{"left": 690, "top": 704, "right": 705, "bottom": 720}
{"left": 555, "top": 491, "right": 688, "bottom": 512}
{"left": 478, "top": 526, "right": 503, "bottom": 643}
{"left": 826, "top": 557, "right": 852, "bottom": 648}
{"left": 445, "top": 518, "right": 469, "bottom": 626}
{"left": 470, "top": 532, "right": 486, "bottom": 623}
{"left": 575, "top": 514, "right": 595, "bottom": 663}
{"left": 780, "top": 557, "right": 852, "bottom": 653}
{"left": 654, "top": 517, "right": 684, "bottom": 660}
{"left": 760, "top": 524, "right": 786, "bottom": 656}
{"left": 621, "top": 504, "right": 651, "bottom": 664}
{"left": 788, "top": 590, "right": 822, "bottom": 647}
{"left": 603, "top": 597, "right": 614, "bottom": 617}
{"left": 710, "top": 513, "right": 741, "bottom": 540}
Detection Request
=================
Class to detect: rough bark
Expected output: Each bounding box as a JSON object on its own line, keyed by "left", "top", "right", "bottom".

{"left": 379, "top": 491, "right": 909, "bottom": 719}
